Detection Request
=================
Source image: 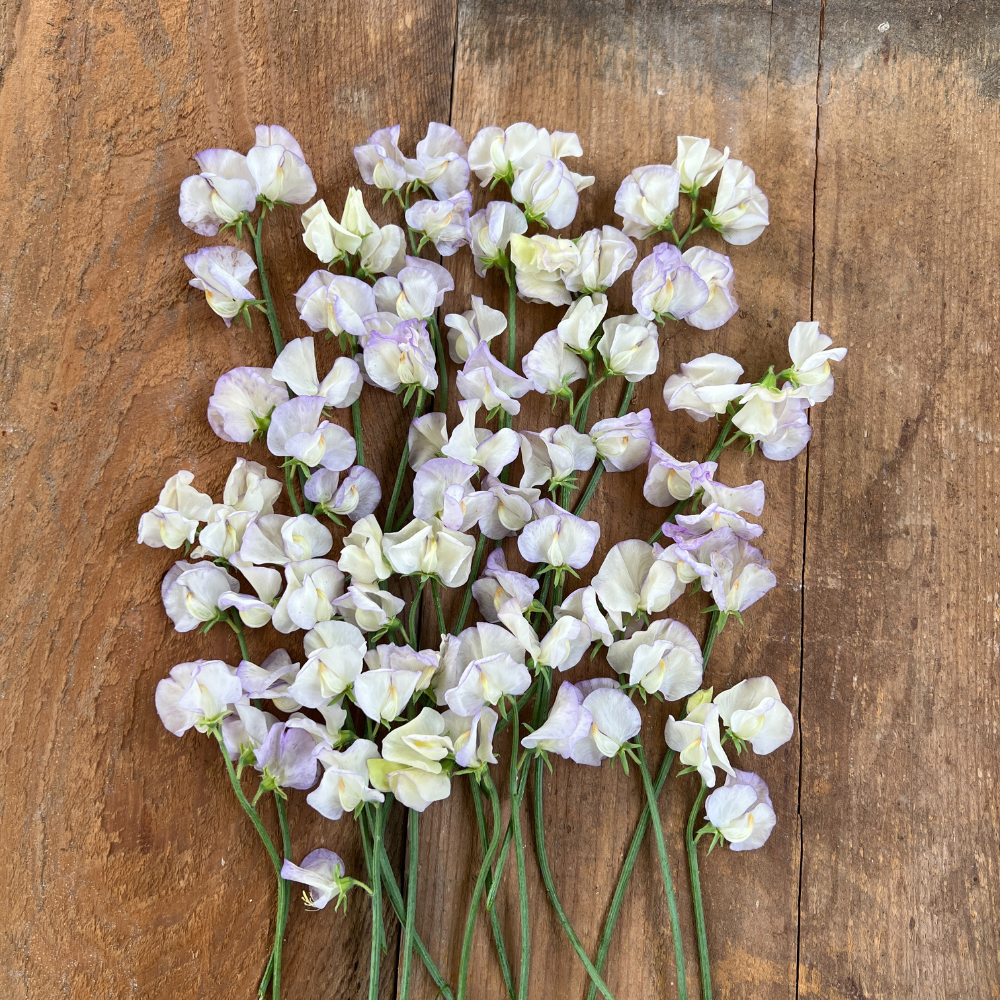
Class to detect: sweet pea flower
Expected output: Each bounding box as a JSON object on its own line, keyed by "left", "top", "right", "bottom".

{"left": 472, "top": 549, "right": 539, "bottom": 623}
{"left": 286, "top": 620, "right": 366, "bottom": 708}
{"left": 239, "top": 512, "right": 332, "bottom": 566}
{"left": 643, "top": 446, "right": 718, "bottom": 505}
{"left": 354, "top": 666, "right": 421, "bottom": 724}
{"left": 469, "top": 202, "right": 528, "bottom": 276}
{"left": 191, "top": 506, "right": 256, "bottom": 561}
{"left": 271, "top": 558, "right": 346, "bottom": 633}
{"left": 405, "top": 191, "right": 472, "bottom": 256}
{"left": 704, "top": 770, "right": 776, "bottom": 851}
{"left": 608, "top": 619, "right": 703, "bottom": 701}
{"left": 456, "top": 343, "right": 532, "bottom": 416}
{"left": 246, "top": 125, "right": 317, "bottom": 205}
{"left": 509, "top": 156, "right": 590, "bottom": 228}
{"left": 266, "top": 396, "right": 357, "bottom": 471}
{"left": 185, "top": 246, "right": 257, "bottom": 326}
{"left": 556, "top": 293, "right": 608, "bottom": 352}
{"left": 236, "top": 649, "right": 301, "bottom": 711}
{"left": 571, "top": 680, "right": 642, "bottom": 765}
{"left": 224, "top": 458, "right": 283, "bottom": 514}
{"left": 631, "top": 243, "right": 709, "bottom": 322}
{"left": 365, "top": 644, "right": 440, "bottom": 692}
{"left": 468, "top": 123, "right": 586, "bottom": 185}
{"left": 673, "top": 136, "right": 728, "bottom": 194}
{"left": 373, "top": 257, "right": 454, "bottom": 320}
{"left": 701, "top": 479, "right": 765, "bottom": 517}
{"left": 708, "top": 540, "right": 776, "bottom": 618}
{"left": 178, "top": 148, "right": 257, "bottom": 236}
{"left": 285, "top": 701, "right": 349, "bottom": 749}
{"left": 521, "top": 682, "right": 593, "bottom": 758}
{"left": 590, "top": 410, "right": 656, "bottom": 472}
{"left": 412, "top": 457, "right": 478, "bottom": 525}
{"left": 509, "top": 233, "right": 579, "bottom": 307}
{"left": 596, "top": 314, "right": 659, "bottom": 382}
{"left": 161, "top": 561, "right": 239, "bottom": 633}
{"left": 382, "top": 517, "right": 476, "bottom": 588}
{"left": 337, "top": 515, "right": 391, "bottom": 584}
{"left": 295, "top": 271, "right": 377, "bottom": 340}
{"left": 704, "top": 157, "right": 770, "bottom": 245}
{"left": 535, "top": 614, "right": 593, "bottom": 672}
{"left": 254, "top": 721, "right": 320, "bottom": 791}
{"left": 669, "top": 503, "right": 763, "bottom": 542}
{"left": 407, "top": 411, "right": 448, "bottom": 470}
{"left": 663, "top": 353, "right": 750, "bottom": 421}
{"left": 440, "top": 400, "right": 520, "bottom": 477}
{"left": 363, "top": 319, "right": 438, "bottom": 393}
{"left": 367, "top": 758, "right": 452, "bottom": 812}
{"left": 332, "top": 583, "right": 405, "bottom": 632}
{"left": 308, "top": 740, "right": 385, "bottom": 820}
{"left": 518, "top": 509, "right": 600, "bottom": 572}
{"left": 301, "top": 190, "right": 404, "bottom": 272}
{"left": 412, "top": 122, "right": 470, "bottom": 199}
{"left": 221, "top": 554, "right": 282, "bottom": 628}
{"left": 752, "top": 395, "right": 812, "bottom": 461}
{"left": 519, "top": 425, "right": 596, "bottom": 490}
{"left": 354, "top": 125, "right": 411, "bottom": 191}
{"left": 682, "top": 247, "right": 739, "bottom": 330}
{"left": 592, "top": 539, "right": 684, "bottom": 628}
{"left": 304, "top": 466, "right": 382, "bottom": 521}
{"left": 565, "top": 226, "right": 637, "bottom": 295}
{"left": 272, "top": 337, "right": 363, "bottom": 408}
{"left": 664, "top": 699, "right": 734, "bottom": 787}
{"left": 281, "top": 849, "right": 361, "bottom": 910}
{"left": 156, "top": 659, "right": 242, "bottom": 736}
{"left": 207, "top": 367, "right": 289, "bottom": 444}
{"left": 382, "top": 707, "right": 454, "bottom": 775}
{"left": 473, "top": 476, "right": 540, "bottom": 539}
{"left": 715, "top": 676, "right": 794, "bottom": 754}
{"left": 784, "top": 322, "right": 848, "bottom": 403}
{"left": 613, "top": 164, "right": 681, "bottom": 239}
{"left": 138, "top": 471, "right": 214, "bottom": 549}
{"left": 222, "top": 703, "right": 280, "bottom": 761}
{"left": 444, "top": 622, "right": 531, "bottom": 717}
{"left": 444, "top": 296, "right": 507, "bottom": 363}
{"left": 443, "top": 707, "right": 499, "bottom": 769}
{"left": 732, "top": 383, "right": 811, "bottom": 439}
{"left": 522, "top": 331, "right": 588, "bottom": 396}
{"left": 554, "top": 585, "right": 615, "bottom": 646}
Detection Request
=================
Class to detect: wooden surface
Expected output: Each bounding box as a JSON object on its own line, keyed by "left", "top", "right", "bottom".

{"left": 1, "top": 2, "right": 997, "bottom": 998}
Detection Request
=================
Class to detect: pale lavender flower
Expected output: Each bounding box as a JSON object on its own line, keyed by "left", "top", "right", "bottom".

{"left": 373, "top": 257, "right": 454, "bottom": 320}
{"left": 596, "top": 314, "right": 659, "bottom": 382}
{"left": 518, "top": 509, "right": 600, "bottom": 571}
{"left": 670, "top": 504, "right": 763, "bottom": 542}
{"left": 570, "top": 682, "right": 642, "bottom": 765}
{"left": 591, "top": 539, "right": 685, "bottom": 629}
{"left": 554, "top": 586, "right": 614, "bottom": 646}
{"left": 308, "top": 740, "right": 384, "bottom": 820}
{"left": 412, "top": 457, "right": 478, "bottom": 524}
{"left": 468, "top": 202, "right": 528, "bottom": 276}
{"left": 382, "top": 518, "right": 476, "bottom": 588}
{"left": 365, "top": 644, "right": 440, "bottom": 693}
{"left": 413, "top": 122, "right": 470, "bottom": 199}
{"left": 207, "top": 367, "right": 289, "bottom": 443}
{"left": 295, "top": 271, "right": 376, "bottom": 340}
{"left": 266, "top": 396, "right": 357, "bottom": 471}
{"left": 185, "top": 246, "right": 257, "bottom": 326}
{"left": 590, "top": 409, "right": 656, "bottom": 472}
{"left": 239, "top": 513, "right": 333, "bottom": 566}
{"left": 363, "top": 319, "right": 438, "bottom": 393}
{"left": 519, "top": 426, "right": 596, "bottom": 490}
{"left": 281, "top": 849, "right": 360, "bottom": 910}
{"left": 472, "top": 476, "right": 539, "bottom": 540}
{"left": 354, "top": 125, "right": 410, "bottom": 191}
{"left": 521, "top": 682, "right": 592, "bottom": 758}
{"left": 715, "top": 677, "right": 794, "bottom": 754}
{"left": 332, "top": 583, "right": 405, "bottom": 632}
{"left": 456, "top": 343, "right": 532, "bottom": 416}
{"left": 222, "top": 704, "right": 278, "bottom": 760}
{"left": 407, "top": 411, "right": 448, "bottom": 469}
{"left": 444, "top": 296, "right": 507, "bottom": 363}
{"left": 608, "top": 619, "right": 703, "bottom": 700}
{"left": 752, "top": 395, "right": 812, "bottom": 461}
{"left": 271, "top": 337, "right": 363, "bottom": 409}
{"left": 643, "top": 446, "right": 718, "bottom": 505}
{"left": 237, "top": 649, "right": 302, "bottom": 711}
{"left": 156, "top": 659, "right": 242, "bottom": 736}
{"left": 271, "top": 558, "right": 346, "bottom": 634}
{"left": 255, "top": 722, "right": 319, "bottom": 791}
{"left": 443, "top": 707, "right": 499, "bottom": 769}
{"left": 665, "top": 700, "right": 733, "bottom": 787}
{"left": 521, "top": 331, "right": 587, "bottom": 396}
{"left": 161, "top": 561, "right": 239, "bottom": 632}
{"left": 555, "top": 293, "right": 608, "bottom": 352}
{"left": 444, "top": 623, "right": 530, "bottom": 717}
{"left": 682, "top": 246, "right": 739, "bottom": 331}
{"left": 137, "top": 470, "right": 214, "bottom": 549}
{"left": 704, "top": 770, "right": 776, "bottom": 851}
{"left": 354, "top": 667, "right": 421, "bottom": 724}
{"left": 178, "top": 148, "right": 257, "bottom": 236}
{"left": 564, "top": 226, "right": 637, "bottom": 295}
{"left": 472, "top": 548, "right": 540, "bottom": 622}
{"left": 662, "top": 353, "right": 750, "bottom": 421}
{"left": 286, "top": 620, "right": 366, "bottom": 708}
{"left": 510, "top": 156, "right": 579, "bottom": 229}
{"left": 304, "top": 465, "right": 382, "bottom": 521}
{"left": 786, "top": 322, "right": 847, "bottom": 403}
{"left": 440, "top": 399, "right": 520, "bottom": 477}
{"left": 405, "top": 191, "right": 472, "bottom": 256}
{"left": 613, "top": 164, "right": 681, "bottom": 239}
{"left": 246, "top": 124, "right": 316, "bottom": 204}
{"left": 704, "top": 158, "right": 769, "bottom": 245}
{"left": 707, "top": 543, "right": 777, "bottom": 617}
{"left": 631, "top": 243, "right": 709, "bottom": 322}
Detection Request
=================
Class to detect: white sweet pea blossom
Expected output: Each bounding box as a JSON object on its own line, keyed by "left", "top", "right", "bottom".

{"left": 224, "top": 458, "right": 283, "bottom": 514}
{"left": 411, "top": 122, "right": 470, "bottom": 199}
{"left": 185, "top": 246, "right": 257, "bottom": 326}
{"left": 715, "top": 676, "right": 794, "bottom": 754}
{"left": 704, "top": 157, "right": 770, "bottom": 246}
{"left": 286, "top": 620, "right": 366, "bottom": 708}
{"left": 191, "top": 506, "right": 256, "bottom": 561}
{"left": 632, "top": 243, "right": 709, "bottom": 322}
{"left": 469, "top": 202, "right": 528, "bottom": 276}
{"left": 518, "top": 509, "right": 600, "bottom": 573}
{"left": 596, "top": 314, "right": 659, "bottom": 382}
{"left": 272, "top": 337, "right": 363, "bottom": 408}
{"left": 239, "top": 513, "right": 332, "bottom": 565}
{"left": 664, "top": 699, "right": 734, "bottom": 787}
{"left": 368, "top": 758, "right": 452, "bottom": 813}
{"left": 138, "top": 471, "right": 214, "bottom": 549}
{"left": 554, "top": 585, "right": 614, "bottom": 646}
{"left": 207, "top": 367, "right": 289, "bottom": 444}
{"left": 236, "top": 649, "right": 301, "bottom": 711}
{"left": 266, "top": 396, "right": 357, "bottom": 471}
{"left": 440, "top": 399, "right": 520, "bottom": 477}
{"left": 732, "top": 383, "right": 810, "bottom": 439}
{"left": 521, "top": 682, "right": 593, "bottom": 758}
{"left": 246, "top": 124, "right": 317, "bottom": 204}
{"left": 519, "top": 426, "right": 596, "bottom": 490}
{"left": 222, "top": 703, "right": 280, "bottom": 761}
{"left": 509, "top": 233, "right": 579, "bottom": 307}
{"left": 701, "top": 479, "right": 765, "bottom": 517}
{"left": 536, "top": 614, "right": 593, "bottom": 672}
{"left": 295, "top": 271, "right": 377, "bottom": 340}
{"left": 752, "top": 395, "right": 812, "bottom": 461}
{"left": 444, "top": 296, "right": 507, "bottom": 363}
{"left": 443, "top": 707, "right": 499, "bottom": 770}
{"left": 590, "top": 410, "right": 656, "bottom": 472}
{"left": 412, "top": 457, "right": 478, "bottom": 525}
{"left": 271, "top": 558, "right": 346, "bottom": 633}
{"left": 468, "top": 123, "right": 587, "bottom": 186}
{"left": 643, "top": 446, "right": 717, "bottom": 505}
{"left": 365, "top": 644, "right": 440, "bottom": 693}
{"left": 354, "top": 125, "right": 411, "bottom": 191}
{"left": 304, "top": 466, "right": 382, "bottom": 522}
{"left": 405, "top": 191, "right": 472, "bottom": 256}
{"left": 301, "top": 190, "right": 404, "bottom": 274}
{"left": 382, "top": 517, "right": 477, "bottom": 588}
{"left": 363, "top": 319, "right": 438, "bottom": 393}
{"left": 373, "top": 257, "right": 454, "bottom": 320}
{"left": 407, "top": 411, "right": 449, "bottom": 469}
{"left": 472, "top": 549, "right": 539, "bottom": 623}
{"left": 156, "top": 659, "right": 242, "bottom": 736}
{"left": 444, "top": 622, "right": 530, "bottom": 717}
{"left": 522, "top": 331, "right": 588, "bottom": 396}
{"left": 222, "top": 555, "right": 282, "bottom": 628}
{"left": 608, "top": 619, "right": 703, "bottom": 701}
{"left": 565, "top": 227, "right": 637, "bottom": 295}
{"left": 382, "top": 707, "right": 454, "bottom": 774}
{"left": 473, "top": 476, "right": 540, "bottom": 539}
{"left": 663, "top": 353, "right": 750, "bottom": 421}
{"left": 571, "top": 680, "right": 642, "bottom": 765}
{"left": 592, "top": 539, "right": 684, "bottom": 629}
{"left": 681, "top": 247, "right": 739, "bottom": 331}
{"left": 704, "top": 770, "right": 777, "bottom": 851}
{"left": 161, "top": 561, "right": 239, "bottom": 633}
{"left": 332, "top": 582, "right": 404, "bottom": 632}
{"left": 672, "top": 136, "right": 728, "bottom": 194}
{"left": 613, "top": 164, "right": 681, "bottom": 240}
{"left": 784, "top": 322, "right": 848, "bottom": 403}
{"left": 354, "top": 666, "right": 421, "bottom": 724}
{"left": 556, "top": 293, "right": 608, "bottom": 352}
{"left": 308, "top": 740, "right": 385, "bottom": 820}
{"left": 179, "top": 148, "right": 257, "bottom": 236}
{"left": 337, "top": 515, "right": 391, "bottom": 584}
{"left": 456, "top": 343, "right": 532, "bottom": 416}
{"left": 286, "top": 701, "right": 349, "bottom": 749}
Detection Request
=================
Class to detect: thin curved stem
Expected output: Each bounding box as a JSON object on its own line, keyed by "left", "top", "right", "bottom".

{"left": 385, "top": 445, "right": 409, "bottom": 532}
{"left": 637, "top": 746, "right": 687, "bottom": 1000}
{"left": 284, "top": 464, "right": 302, "bottom": 516}
{"left": 572, "top": 379, "right": 633, "bottom": 516}
{"left": 368, "top": 802, "right": 385, "bottom": 1000}
{"left": 457, "top": 776, "right": 503, "bottom": 1000}
{"left": 686, "top": 783, "right": 712, "bottom": 1000}
{"left": 509, "top": 712, "right": 530, "bottom": 1000}
{"left": 500, "top": 265, "right": 517, "bottom": 434}
{"left": 431, "top": 578, "right": 446, "bottom": 636}
{"left": 251, "top": 213, "right": 283, "bottom": 357}
{"left": 348, "top": 338, "right": 365, "bottom": 467}
{"left": 227, "top": 613, "right": 250, "bottom": 662}
{"left": 271, "top": 795, "right": 292, "bottom": 1000}
{"left": 407, "top": 579, "right": 426, "bottom": 649}
{"left": 533, "top": 754, "right": 617, "bottom": 999}
{"left": 453, "top": 531, "right": 488, "bottom": 634}
{"left": 571, "top": 368, "right": 603, "bottom": 431}
{"left": 429, "top": 314, "right": 448, "bottom": 413}
{"left": 399, "top": 808, "right": 419, "bottom": 1000}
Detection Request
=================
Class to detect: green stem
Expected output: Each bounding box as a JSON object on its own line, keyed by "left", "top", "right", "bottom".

{"left": 348, "top": 338, "right": 365, "bottom": 467}
{"left": 368, "top": 802, "right": 385, "bottom": 1000}
{"left": 399, "top": 808, "right": 420, "bottom": 1000}
{"left": 452, "top": 532, "right": 487, "bottom": 634}
{"left": 707, "top": 414, "right": 735, "bottom": 462}
{"left": 686, "top": 784, "right": 712, "bottom": 1000}
{"left": 431, "top": 578, "right": 447, "bottom": 636}
{"left": 271, "top": 795, "right": 292, "bottom": 1000}
{"left": 509, "top": 711, "right": 530, "bottom": 1000}
{"left": 407, "top": 578, "right": 426, "bottom": 649}
{"left": 533, "top": 755, "right": 616, "bottom": 1000}
{"left": 571, "top": 381, "right": 632, "bottom": 515}
{"left": 228, "top": 612, "right": 250, "bottom": 662}
{"left": 284, "top": 464, "right": 302, "bottom": 516}
{"left": 385, "top": 446, "right": 409, "bottom": 532}
{"left": 637, "top": 746, "right": 687, "bottom": 1000}
{"left": 457, "top": 776, "right": 504, "bottom": 1000}
{"left": 429, "top": 314, "right": 448, "bottom": 413}
{"left": 471, "top": 778, "right": 516, "bottom": 1000}
{"left": 251, "top": 213, "right": 284, "bottom": 357}
{"left": 572, "top": 368, "right": 602, "bottom": 432}
{"left": 500, "top": 265, "right": 517, "bottom": 433}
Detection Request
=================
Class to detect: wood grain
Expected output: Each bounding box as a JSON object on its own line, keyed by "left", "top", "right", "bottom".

{"left": 1, "top": 1, "right": 997, "bottom": 999}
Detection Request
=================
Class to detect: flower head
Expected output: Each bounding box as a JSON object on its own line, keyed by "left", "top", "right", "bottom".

{"left": 570, "top": 680, "right": 642, "bottom": 765}
{"left": 444, "top": 296, "right": 507, "bottom": 363}
{"left": 266, "top": 396, "right": 357, "bottom": 471}
{"left": 161, "top": 561, "right": 239, "bottom": 633}
{"left": 295, "top": 271, "right": 376, "bottom": 340}
{"left": 456, "top": 344, "right": 532, "bottom": 416}
{"left": 672, "top": 136, "right": 728, "bottom": 194}
{"left": 664, "top": 700, "right": 733, "bottom": 787}
{"left": 179, "top": 148, "right": 257, "bottom": 236}
{"left": 405, "top": 191, "right": 472, "bottom": 256}
{"left": 631, "top": 243, "right": 709, "bottom": 322}
{"left": 704, "top": 157, "right": 769, "bottom": 245}
{"left": 565, "top": 227, "right": 636, "bottom": 294}
{"left": 156, "top": 659, "right": 242, "bottom": 735}
{"left": 373, "top": 257, "right": 454, "bottom": 320}
{"left": 663, "top": 353, "right": 750, "bottom": 421}
{"left": 596, "top": 314, "right": 659, "bottom": 382}
{"left": 247, "top": 124, "right": 316, "bottom": 204}
{"left": 363, "top": 319, "right": 438, "bottom": 393}
{"left": 307, "top": 739, "right": 384, "bottom": 820}
{"left": 207, "top": 367, "right": 289, "bottom": 444}
{"left": 714, "top": 676, "right": 794, "bottom": 754}
{"left": 681, "top": 247, "right": 738, "bottom": 331}
{"left": 254, "top": 721, "right": 320, "bottom": 791}
{"left": 518, "top": 508, "right": 600, "bottom": 573}
{"left": 137, "top": 471, "right": 214, "bottom": 549}
{"left": 382, "top": 517, "right": 476, "bottom": 588}
{"left": 608, "top": 619, "right": 703, "bottom": 700}
{"left": 469, "top": 202, "right": 528, "bottom": 276}
{"left": 590, "top": 410, "right": 656, "bottom": 472}
{"left": 272, "top": 337, "right": 363, "bottom": 409}
{"left": 704, "top": 770, "right": 776, "bottom": 851}
{"left": 185, "top": 246, "right": 257, "bottom": 326}
{"left": 614, "top": 164, "right": 681, "bottom": 239}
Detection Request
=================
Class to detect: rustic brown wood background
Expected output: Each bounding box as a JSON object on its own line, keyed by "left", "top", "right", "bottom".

{"left": 3, "top": 1, "right": 998, "bottom": 997}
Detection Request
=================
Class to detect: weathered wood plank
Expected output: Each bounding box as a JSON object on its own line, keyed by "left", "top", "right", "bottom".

{"left": 800, "top": 6, "right": 1000, "bottom": 998}
{"left": 0, "top": 2, "right": 455, "bottom": 997}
